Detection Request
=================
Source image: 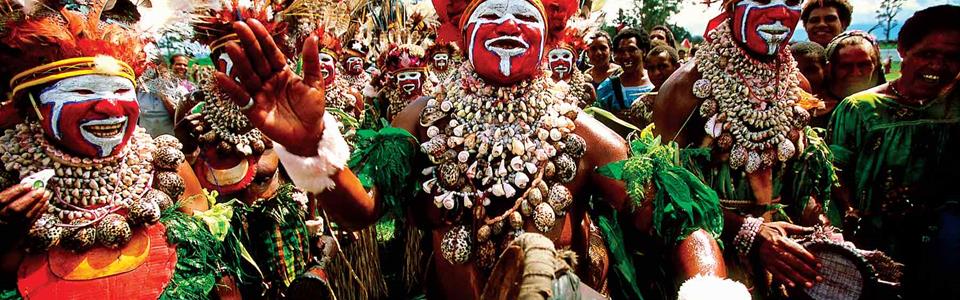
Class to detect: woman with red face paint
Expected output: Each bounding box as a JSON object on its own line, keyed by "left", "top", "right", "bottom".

{"left": 213, "top": 0, "right": 742, "bottom": 298}
{"left": 652, "top": 0, "right": 849, "bottom": 298}
{"left": 828, "top": 6, "right": 960, "bottom": 299}
{"left": 0, "top": 0, "right": 241, "bottom": 298}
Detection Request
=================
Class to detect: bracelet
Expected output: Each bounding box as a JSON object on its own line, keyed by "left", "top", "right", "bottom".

{"left": 733, "top": 216, "right": 763, "bottom": 261}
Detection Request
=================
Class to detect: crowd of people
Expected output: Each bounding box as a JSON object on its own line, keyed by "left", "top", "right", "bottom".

{"left": 0, "top": 0, "right": 958, "bottom": 299}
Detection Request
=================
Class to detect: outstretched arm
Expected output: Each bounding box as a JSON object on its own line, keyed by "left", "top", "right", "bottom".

{"left": 578, "top": 115, "right": 727, "bottom": 280}
{"left": 213, "top": 19, "right": 376, "bottom": 229}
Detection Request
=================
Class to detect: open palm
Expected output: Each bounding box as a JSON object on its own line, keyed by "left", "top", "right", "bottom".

{"left": 215, "top": 19, "right": 327, "bottom": 156}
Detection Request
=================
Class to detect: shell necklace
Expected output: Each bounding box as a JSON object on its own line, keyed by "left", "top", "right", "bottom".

{"left": 341, "top": 71, "right": 371, "bottom": 92}
{"left": 0, "top": 124, "right": 186, "bottom": 251}
{"left": 419, "top": 63, "right": 585, "bottom": 266}
{"left": 200, "top": 73, "right": 266, "bottom": 156}
{"left": 693, "top": 21, "right": 810, "bottom": 173}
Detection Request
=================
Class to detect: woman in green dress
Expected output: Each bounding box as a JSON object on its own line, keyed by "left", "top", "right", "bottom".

{"left": 828, "top": 5, "right": 960, "bottom": 298}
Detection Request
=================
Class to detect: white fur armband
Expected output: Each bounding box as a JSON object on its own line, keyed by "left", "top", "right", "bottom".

{"left": 274, "top": 112, "right": 350, "bottom": 194}
{"left": 677, "top": 275, "right": 750, "bottom": 300}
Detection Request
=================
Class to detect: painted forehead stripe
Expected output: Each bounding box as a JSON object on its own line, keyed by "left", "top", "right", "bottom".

{"left": 460, "top": 0, "right": 548, "bottom": 32}
{"left": 737, "top": 0, "right": 800, "bottom": 44}
{"left": 38, "top": 75, "right": 135, "bottom": 140}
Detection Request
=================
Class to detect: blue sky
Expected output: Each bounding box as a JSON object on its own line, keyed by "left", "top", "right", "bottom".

{"left": 601, "top": 0, "right": 958, "bottom": 41}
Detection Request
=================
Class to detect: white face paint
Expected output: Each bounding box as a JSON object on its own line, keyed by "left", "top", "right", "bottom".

{"left": 396, "top": 71, "right": 422, "bottom": 93}
{"left": 319, "top": 53, "right": 336, "bottom": 79}
{"left": 39, "top": 74, "right": 136, "bottom": 156}
{"left": 433, "top": 53, "right": 449, "bottom": 67}
{"left": 735, "top": 0, "right": 801, "bottom": 55}
{"left": 548, "top": 48, "right": 574, "bottom": 76}
{"left": 219, "top": 53, "right": 235, "bottom": 77}
{"left": 466, "top": 0, "right": 546, "bottom": 77}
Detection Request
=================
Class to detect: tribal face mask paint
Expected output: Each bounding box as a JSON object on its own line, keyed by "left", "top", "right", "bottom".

{"left": 463, "top": 0, "right": 546, "bottom": 85}
{"left": 731, "top": 0, "right": 802, "bottom": 56}
{"left": 548, "top": 48, "right": 574, "bottom": 81}
{"left": 396, "top": 71, "right": 424, "bottom": 97}
{"left": 343, "top": 56, "right": 365, "bottom": 75}
{"left": 37, "top": 74, "right": 139, "bottom": 157}
{"left": 319, "top": 52, "right": 337, "bottom": 86}
{"left": 433, "top": 53, "right": 450, "bottom": 71}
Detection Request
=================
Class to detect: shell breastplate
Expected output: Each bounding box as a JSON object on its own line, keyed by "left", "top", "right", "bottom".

{"left": 693, "top": 22, "right": 811, "bottom": 173}
{"left": 419, "top": 63, "right": 585, "bottom": 267}
{"left": 0, "top": 124, "right": 186, "bottom": 251}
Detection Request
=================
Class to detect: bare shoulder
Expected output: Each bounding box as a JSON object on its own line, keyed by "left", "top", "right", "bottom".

{"left": 391, "top": 97, "right": 429, "bottom": 139}
{"left": 652, "top": 60, "right": 702, "bottom": 144}
{"left": 573, "top": 112, "right": 628, "bottom": 166}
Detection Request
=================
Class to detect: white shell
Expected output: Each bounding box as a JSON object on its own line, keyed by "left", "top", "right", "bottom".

{"left": 510, "top": 157, "right": 524, "bottom": 171}
{"left": 549, "top": 128, "right": 562, "bottom": 141}
{"left": 443, "top": 196, "right": 455, "bottom": 210}
{"left": 513, "top": 172, "right": 530, "bottom": 188}
{"left": 503, "top": 182, "right": 517, "bottom": 198}
{"left": 511, "top": 139, "right": 525, "bottom": 155}
{"left": 427, "top": 126, "right": 440, "bottom": 138}
{"left": 777, "top": 140, "right": 796, "bottom": 162}
{"left": 440, "top": 100, "right": 453, "bottom": 112}
{"left": 491, "top": 181, "right": 506, "bottom": 197}
{"left": 704, "top": 115, "right": 722, "bottom": 138}
{"left": 458, "top": 151, "right": 470, "bottom": 163}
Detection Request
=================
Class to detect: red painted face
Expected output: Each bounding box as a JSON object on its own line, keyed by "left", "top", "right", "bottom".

{"left": 463, "top": 0, "right": 546, "bottom": 85}
{"left": 731, "top": 0, "right": 802, "bottom": 56}
{"left": 548, "top": 48, "right": 575, "bottom": 81}
{"left": 396, "top": 71, "right": 424, "bottom": 98}
{"left": 432, "top": 52, "right": 451, "bottom": 71}
{"left": 37, "top": 74, "right": 139, "bottom": 158}
{"left": 319, "top": 52, "right": 338, "bottom": 86}
{"left": 343, "top": 56, "right": 365, "bottom": 76}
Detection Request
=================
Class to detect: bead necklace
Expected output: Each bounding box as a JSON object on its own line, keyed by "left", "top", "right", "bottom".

{"left": 693, "top": 22, "right": 809, "bottom": 173}
{"left": 0, "top": 124, "right": 186, "bottom": 251}
{"left": 420, "top": 62, "right": 585, "bottom": 267}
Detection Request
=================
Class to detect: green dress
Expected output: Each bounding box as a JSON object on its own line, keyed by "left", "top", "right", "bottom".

{"left": 828, "top": 90, "right": 960, "bottom": 298}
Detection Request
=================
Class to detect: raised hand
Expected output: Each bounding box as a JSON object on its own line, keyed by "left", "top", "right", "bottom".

{"left": 215, "top": 19, "right": 327, "bottom": 157}
{"left": 755, "top": 221, "right": 822, "bottom": 288}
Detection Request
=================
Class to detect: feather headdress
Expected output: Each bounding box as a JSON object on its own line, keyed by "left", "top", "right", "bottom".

{"left": 380, "top": 43, "right": 425, "bottom": 74}
{"left": 192, "top": 0, "right": 289, "bottom": 56}
{"left": 1, "top": 0, "right": 149, "bottom": 102}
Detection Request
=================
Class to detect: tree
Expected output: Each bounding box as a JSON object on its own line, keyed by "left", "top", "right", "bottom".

{"left": 869, "top": 0, "right": 905, "bottom": 42}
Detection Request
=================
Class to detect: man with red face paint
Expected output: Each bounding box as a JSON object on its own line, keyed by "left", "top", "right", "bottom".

{"left": 0, "top": 0, "right": 236, "bottom": 298}
{"left": 547, "top": 26, "right": 596, "bottom": 107}
{"left": 426, "top": 41, "right": 460, "bottom": 86}
{"left": 653, "top": 0, "right": 839, "bottom": 298}
{"left": 378, "top": 44, "right": 430, "bottom": 121}
{"left": 213, "top": 0, "right": 744, "bottom": 298}
{"left": 341, "top": 39, "right": 373, "bottom": 93}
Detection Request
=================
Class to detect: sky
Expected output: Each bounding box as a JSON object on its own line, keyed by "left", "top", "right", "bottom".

{"left": 601, "top": 0, "right": 958, "bottom": 41}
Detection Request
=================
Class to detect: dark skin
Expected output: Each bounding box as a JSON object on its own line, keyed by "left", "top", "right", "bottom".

{"left": 652, "top": 41, "right": 824, "bottom": 289}
{"left": 613, "top": 37, "right": 652, "bottom": 88}
{"left": 835, "top": 30, "right": 960, "bottom": 225}
{"left": 219, "top": 19, "right": 727, "bottom": 298}
{"left": 585, "top": 36, "right": 620, "bottom": 86}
